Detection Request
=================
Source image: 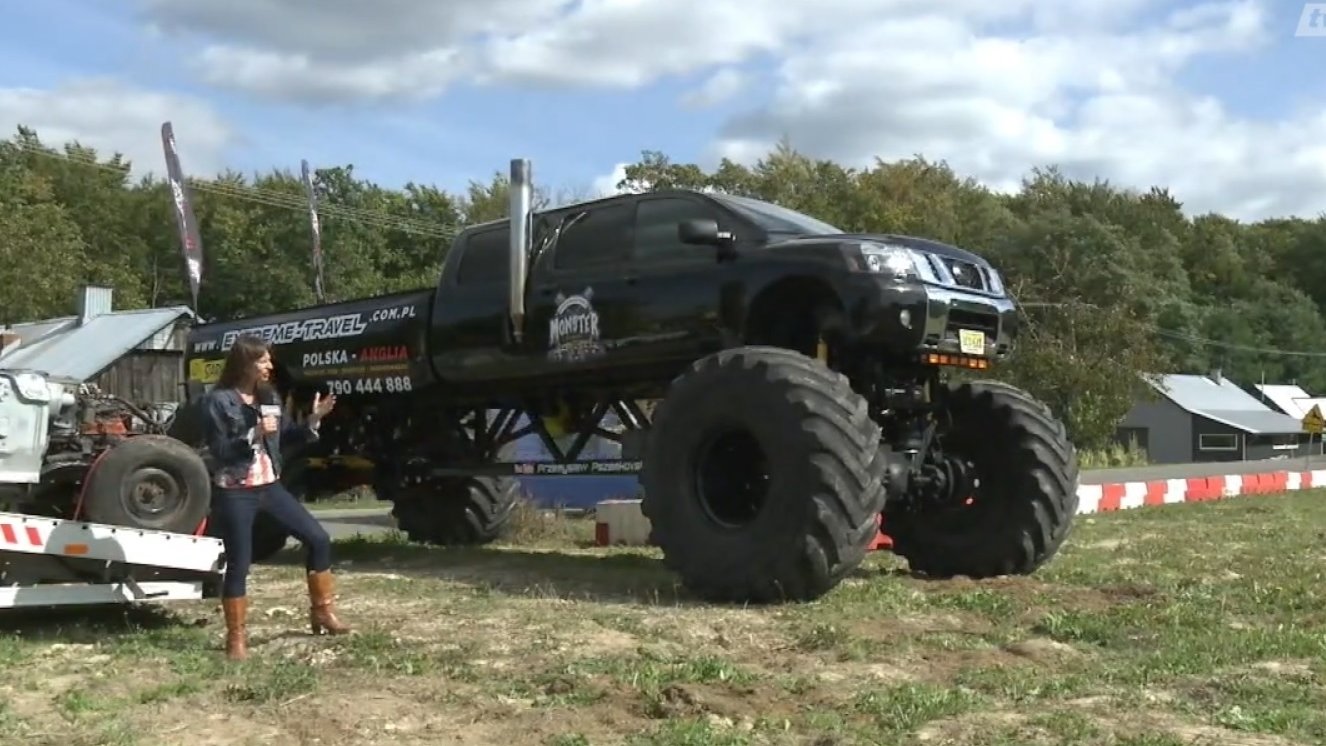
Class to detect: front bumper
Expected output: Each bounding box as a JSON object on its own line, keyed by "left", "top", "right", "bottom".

{"left": 915, "top": 285, "right": 1018, "bottom": 358}
{"left": 842, "top": 276, "right": 1018, "bottom": 360}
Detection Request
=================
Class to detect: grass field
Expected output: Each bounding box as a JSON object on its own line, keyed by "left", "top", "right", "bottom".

{"left": 3, "top": 491, "right": 1326, "bottom": 746}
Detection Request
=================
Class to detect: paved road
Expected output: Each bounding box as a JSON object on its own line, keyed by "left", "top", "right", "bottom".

{"left": 313, "top": 507, "right": 395, "bottom": 541}
{"left": 1077, "top": 456, "right": 1323, "bottom": 484}
{"left": 311, "top": 456, "right": 1325, "bottom": 539}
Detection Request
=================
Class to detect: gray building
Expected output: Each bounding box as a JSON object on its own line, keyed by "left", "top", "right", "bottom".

{"left": 0, "top": 286, "right": 196, "bottom": 421}
{"left": 1117, "top": 372, "right": 1314, "bottom": 464}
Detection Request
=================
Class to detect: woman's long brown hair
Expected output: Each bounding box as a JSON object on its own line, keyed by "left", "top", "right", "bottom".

{"left": 216, "top": 333, "right": 274, "bottom": 396}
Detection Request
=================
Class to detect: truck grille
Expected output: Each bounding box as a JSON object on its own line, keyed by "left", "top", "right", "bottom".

{"left": 947, "top": 308, "right": 999, "bottom": 336}
{"left": 915, "top": 252, "right": 996, "bottom": 293}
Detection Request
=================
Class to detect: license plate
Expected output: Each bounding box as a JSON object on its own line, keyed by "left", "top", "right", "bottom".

{"left": 958, "top": 329, "right": 986, "bottom": 355}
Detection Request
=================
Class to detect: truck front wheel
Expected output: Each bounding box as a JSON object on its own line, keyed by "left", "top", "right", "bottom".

{"left": 640, "top": 346, "right": 887, "bottom": 604}
{"left": 390, "top": 475, "right": 521, "bottom": 545}
{"left": 884, "top": 380, "right": 1079, "bottom": 578}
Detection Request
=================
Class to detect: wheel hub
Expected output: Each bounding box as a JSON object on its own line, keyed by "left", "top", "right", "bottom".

{"left": 123, "top": 467, "right": 183, "bottom": 520}
{"left": 914, "top": 454, "right": 979, "bottom": 508}
{"left": 693, "top": 427, "right": 770, "bottom": 528}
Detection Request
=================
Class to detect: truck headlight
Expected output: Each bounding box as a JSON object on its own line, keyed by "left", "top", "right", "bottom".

{"left": 856, "top": 242, "right": 920, "bottom": 280}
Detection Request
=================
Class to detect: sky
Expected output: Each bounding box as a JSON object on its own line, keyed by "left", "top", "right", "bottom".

{"left": 0, "top": 0, "right": 1323, "bottom": 222}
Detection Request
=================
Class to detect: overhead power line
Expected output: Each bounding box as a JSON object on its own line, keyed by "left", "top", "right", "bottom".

{"left": 1019, "top": 300, "right": 1326, "bottom": 359}
{"left": 5, "top": 140, "right": 463, "bottom": 240}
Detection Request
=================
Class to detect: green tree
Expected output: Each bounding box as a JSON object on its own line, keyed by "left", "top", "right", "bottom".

{"left": 6, "top": 126, "right": 1326, "bottom": 452}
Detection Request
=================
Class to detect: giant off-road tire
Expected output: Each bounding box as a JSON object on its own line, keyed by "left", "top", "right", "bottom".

{"left": 391, "top": 475, "right": 521, "bottom": 545}
{"left": 640, "top": 346, "right": 888, "bottom": 604}
{"left": 884, "top": 380, "right": 1079, "bottom": 579}
{"left": 80, "top": 434, "right": 212, "bottom": 534}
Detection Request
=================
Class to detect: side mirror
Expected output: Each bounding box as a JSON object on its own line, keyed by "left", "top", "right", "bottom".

{"left": 678, "top": 218, "right": 730, "bottom": 247}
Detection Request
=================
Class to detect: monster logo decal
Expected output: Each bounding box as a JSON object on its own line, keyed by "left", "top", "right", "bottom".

{"left": 548, "top": 287, "right": 605, "bottom": 362}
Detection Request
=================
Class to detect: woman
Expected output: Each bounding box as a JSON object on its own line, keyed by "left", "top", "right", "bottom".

{"left": 202, "top": 333, "right": 350, "bottom": 660}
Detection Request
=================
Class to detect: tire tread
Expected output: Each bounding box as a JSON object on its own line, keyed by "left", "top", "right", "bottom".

{"left": 641, "top": 346, "right": 887, "bottom": 604}
{"left": 887, "top": 379, "right": 1078, "bottom": 579}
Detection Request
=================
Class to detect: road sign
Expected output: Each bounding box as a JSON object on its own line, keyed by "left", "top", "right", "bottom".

{"left": 1303, "top": 404, "right": 1324, "bottom": 434}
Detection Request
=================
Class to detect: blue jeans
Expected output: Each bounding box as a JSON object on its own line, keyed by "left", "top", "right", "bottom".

{"left": 212, "top": 481, "right": 332, "bottom": 597}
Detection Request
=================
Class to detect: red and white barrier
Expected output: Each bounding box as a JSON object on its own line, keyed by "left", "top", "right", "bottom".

{"left": 1075, "top": 468, "right": 1326, "bottom": 513}
{"left": 593, "top": 468, "right": 1326, "bottom": 547}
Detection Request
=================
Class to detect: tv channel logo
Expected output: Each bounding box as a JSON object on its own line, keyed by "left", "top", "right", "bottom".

{"left": 1297, "top": 3, "right": 1326, "bottom": 36}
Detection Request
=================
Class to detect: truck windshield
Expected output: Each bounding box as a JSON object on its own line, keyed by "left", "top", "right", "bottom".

{"left": 710, "top": 193, "right": 843, "bottom": 236}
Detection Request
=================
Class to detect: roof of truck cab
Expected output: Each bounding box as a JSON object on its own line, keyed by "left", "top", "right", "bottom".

{"left": 459, "top": 189, "right": 721, "bottom": 234}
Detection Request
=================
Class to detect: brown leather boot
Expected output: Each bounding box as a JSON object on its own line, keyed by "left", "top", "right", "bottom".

{"left": 222, "top": 596, "right": 248, "bottom": 660}
{"left": 307, "top": 570, "right": 351, "bottom": 635}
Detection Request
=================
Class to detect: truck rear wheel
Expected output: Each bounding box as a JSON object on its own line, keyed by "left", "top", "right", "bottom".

{"left": 80, "top": 434, "right": 212, "bottom": 534}
{"left": 640, "top": 346, "right": 887, "bottom": 604}
{"left": 391, "top": 475, "right": 521, "bottom": 545}
{"left": 884, "top": 380, "right": 1078, "bottom": 578}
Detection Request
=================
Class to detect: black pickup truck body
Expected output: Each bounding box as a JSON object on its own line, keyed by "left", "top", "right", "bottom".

{"left": 184, "top": 188, "right": 1018, "bottom": 406}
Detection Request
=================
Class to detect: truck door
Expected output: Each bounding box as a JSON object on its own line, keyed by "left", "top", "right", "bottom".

{"left": 527, "top": 201, "right": 635, "bottom": 374}
{"left": 612, "top": 194, "right": 736, "bottom": 367}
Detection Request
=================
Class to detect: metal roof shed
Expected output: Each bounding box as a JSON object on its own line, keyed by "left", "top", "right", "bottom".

{"left": 1118, "top": 373, "right": 1313, "bottom": 464}
{"left": 0, "top": 306, "right": 195, "bottom": 383}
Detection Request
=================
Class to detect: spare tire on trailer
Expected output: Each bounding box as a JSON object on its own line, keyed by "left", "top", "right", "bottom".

{"left": 391, "top": 475, "right": 521, "bottom": 545}
{"left": 640, "top": 346, "right": 888, "bottom": 604}
{"left": 80, "top": 434, "right": 212, "bottom": 535}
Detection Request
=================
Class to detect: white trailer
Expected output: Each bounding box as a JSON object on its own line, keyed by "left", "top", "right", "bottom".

{"left": 0, "top": 368, "right": 224, "bottom": 609}
{"left": 0, "top": 509, "right": 224, "bottom": 608}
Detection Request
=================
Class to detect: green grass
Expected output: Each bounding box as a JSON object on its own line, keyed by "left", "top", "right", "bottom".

{"left": 3, "top": 490, "right": 1326, "bottom": 744}
{"left": 1078, "top": 439, "right": 1150, "bottom": 469}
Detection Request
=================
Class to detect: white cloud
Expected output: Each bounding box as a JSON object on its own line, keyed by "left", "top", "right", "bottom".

{"left": 0, "top": 79, "right": 234, "bottom": 178}
{"left": 707, "top": 0, "right": 1311, "bottom": 221}
{"left": 680, "top": 69, "right": 747, "bottom": 110}
{"left": 194, "top": 46, "right": 465, "bottom": 103}
{"left": 133, "top": 0, "right": 1326, "bottom": 220}
{"left": 591, "top": 163, "right": 631, "bottom": 196}
{"left": 136, "top": 0, "right": 567, "bottom": 102}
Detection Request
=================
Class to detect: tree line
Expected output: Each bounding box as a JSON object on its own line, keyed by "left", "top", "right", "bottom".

{"left": 3, "top": 126, "right": 1324, "bottom": 449}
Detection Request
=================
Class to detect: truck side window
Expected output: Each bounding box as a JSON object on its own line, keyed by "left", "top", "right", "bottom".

{"left": 633, "top": 197, "right": 716, "bottom": 262}
{"left": 553, "top": 203, "right": 632, "bottom": 270}
{"left": 455, "top": 227, "right": 509, "bottom": 285}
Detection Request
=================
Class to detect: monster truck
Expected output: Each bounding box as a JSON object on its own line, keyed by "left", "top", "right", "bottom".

{"left": 177, "top": 158, "right": 1078, "bottom": 603}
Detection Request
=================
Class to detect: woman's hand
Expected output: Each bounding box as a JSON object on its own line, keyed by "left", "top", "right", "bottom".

{"left": 313, "top": 392, "right": 337, "bottom": 418}
{"left": 308, "top": 392, "right": 337, "bottom": 428}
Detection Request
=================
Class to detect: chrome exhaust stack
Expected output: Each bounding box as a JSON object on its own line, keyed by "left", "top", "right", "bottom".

{"left": 508, "top": 158, "right": 532, "bottom": 343}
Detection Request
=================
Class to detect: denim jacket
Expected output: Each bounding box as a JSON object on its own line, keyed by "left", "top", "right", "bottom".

{"left": 202, "top": 386, "right": 319, "bottom": 486}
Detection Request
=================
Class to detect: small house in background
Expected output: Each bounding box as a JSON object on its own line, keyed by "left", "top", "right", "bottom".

{"left": 1252, "top": 383, "right": 1326, "bottom": 421}
{"left": 0, "top": 285, "right": 196, "bottom": 420}
{"left": 1116, "top": 371, "right": 1316, "bottom": 464}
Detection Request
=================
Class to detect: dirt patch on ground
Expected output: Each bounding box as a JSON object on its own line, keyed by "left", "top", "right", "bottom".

{"left": 7, "top": 492, "right": 1326, "bottom": 745}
